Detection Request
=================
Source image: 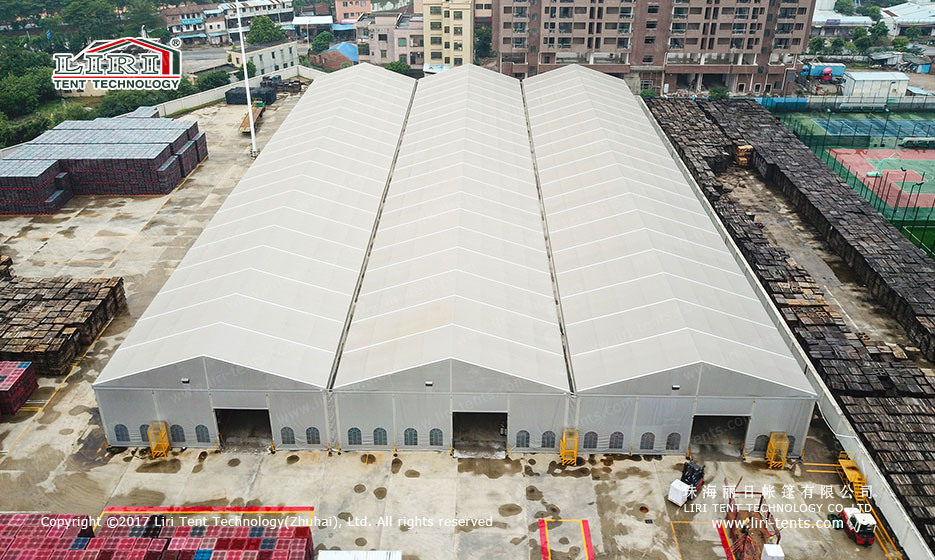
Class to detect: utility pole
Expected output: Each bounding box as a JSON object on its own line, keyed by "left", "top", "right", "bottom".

{"left": 237, "top": 4, "right": 258, "bottom": 158}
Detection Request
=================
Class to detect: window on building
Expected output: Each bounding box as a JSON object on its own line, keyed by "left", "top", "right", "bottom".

{"left": 380, "top": 49, "right": 387, "bottom": 57}
{"left": 512, "top": 37, "right": 526, "bottom": 48}
{"left": 281, "top": 427, "right": 295, "bottom": 445}
{"left": 454, "top": 57, "right": 462, "bottom": 65}
{"left": 514, "top": 6, "right": 527, "bottom": 17}
{"left": 666, "top": 433, "right": 681, "bottom": 450}
{"left": 583, "top": 431, "right": 598, "bottom": 449}
{"left": 430, "top": 21, "right": 441, "bottom": 30}
{"left": 140, "top": 425, "right": 150, "bottom": 443}
{"left": 374, "top": 427, "right": 387, "bottom": 446}
{"left": 348, "top": 427, "right": 362, "bottom": 445}
{"left": 516, "top": 430, "right": 530, "bottom": 448}
{"left": 541, "top": 431, "right": 556, "bottom": 448}
{"left": 430, "top": 6, "right": 441, "bottom": 14}
{"left": 642, "top": 55, "right": 654, "bottom": 63}
{"left": 454, "top": 10, "right": 463, "bottom": 19}
{"left": 609, "top": 432, "right": 624, "bottom": 449}
{"left": 644, "top": 36, "right": 655, "bottom": 44}
{"left": 196, "top": 425, "right": 210, "bottom": 443}
{"left": 639, "top": 432, "right": 655, "bottom": 450}
{"left": 431, "top": 36, "right": 442, "bottom": 44}
{"left": 399, "top": 55, "right": 406, "bottom": 62}
{"left": 115, "top": 424, "right": 130, "bottom": 443}
{"left": 454, "top": 26, "right": 462, "bottom": 35}
{"left": 399, "top": 38, "right": 407, "bottom": 46}
{"left": 306, "top": 427, "right": 321, "bottom": 445}
{"left": 445, "top": 56, "right": 450, "bottom": 63}
{"left": 617, "top": 38, "right": 629, "bottom": 48}
{"left": 646, "top": 20, "right": 657, "bottom": 29}
{"left": 754, "top": 435, "right": 769, "bottom": 452}
{"left": 431, "top": 51, "right": 442, "bottom": 59}
{"left": 170, "top": 424, "right": 185, "bottom": 443}
{"left": 430, "top": 428, "right": 443, "bottom": 446}
{"left": 404, "top": 428, "right": 418, "bottom": 446}
{"left": 648, "top": 4, "right": 659, "bottom": 12}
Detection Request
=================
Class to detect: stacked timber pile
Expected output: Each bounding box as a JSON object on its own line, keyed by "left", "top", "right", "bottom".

{"left": 0, "top": 117, "right": 208, "bottom": 215}
{"left": 0, "top": 259, "right": 125, "bottom": 376}
{"left": 647, "top": 98, "right": 935, "bottom": 551}
{"left": 0, "top": 256, "right": 11, "bottom": 278}
{"left": 699, "top": 99, "right": 935, "bottom": 363}
{"left": 0, "top": 361, "right": 37, "bottom": 417}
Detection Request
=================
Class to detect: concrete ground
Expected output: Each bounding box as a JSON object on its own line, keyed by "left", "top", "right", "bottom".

{"left": 0, "top": 97, "right": 895, "bottom": 560}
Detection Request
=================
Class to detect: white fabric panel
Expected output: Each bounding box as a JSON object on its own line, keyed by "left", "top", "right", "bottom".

{"left": 632, "top": 397, "right": 695, "bottom": 454}
{"left": 97, "top": 389, "right": 159, "bottom": 446}
{"left": 576, "top": 396, "right": 638, "bottom": 453}
{"left": 695, "top": 398, "right": 754, "bottom": 417}
{"left": 269, "top": 392, "right": 330, "bottom": 449}
{"left": 393, "top": 393, "right": 452, "bottom": 450}
{"left": 153, "top": 390, "right": 218, "bottom": 448}
{"left": 745, "top": 399, "right": 814, "bottom": 458}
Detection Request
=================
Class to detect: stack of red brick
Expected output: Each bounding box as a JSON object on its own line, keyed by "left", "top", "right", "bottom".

{"left": 0, "top": 362, "right": 37, "bottom": 417}
{"left": 0, "top": 515, "right": 313, "bottom": 560}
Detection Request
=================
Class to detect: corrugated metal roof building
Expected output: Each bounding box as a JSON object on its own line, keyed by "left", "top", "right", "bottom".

{"left": 94, "top": 64, "right": 816, "bottom": 457}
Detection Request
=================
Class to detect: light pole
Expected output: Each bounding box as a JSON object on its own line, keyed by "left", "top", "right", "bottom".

{"left": 880, "top": 107, "right": 891, "bottom": 147}
{"left": 826, "top": 108, "right": 833, "bottom": 134}
{"left": 237, "top": 4, "right": 258, "bottom": 158}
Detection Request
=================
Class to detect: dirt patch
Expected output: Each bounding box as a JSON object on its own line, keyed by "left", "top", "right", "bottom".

{"left": 559, "top": 537, "right": 569, "bottom": 544}
{"left": 457, "top": 458, "right": 522, "bottom": 479}
{"left": 391, "top": 458, "right": 402, "bottom": 474}
{"left": 355, "top": 537, "right": 367, "bottom": 546}
{"left": 227, "top": 458, "right": 240, "bottom": 467}
{"left": 354, "top": 484, "right": 366, "bottom": 494}
{"left": 67, "top": 429, "right": 116, "bottom": 470}
{"left": 534, "top": 503, "right": 561, "bottom": 518}
{"left": 498, "top": 504, "right": 522, "bottom": 517}
{"left": 373, "top": 487, "right": 387, "bottom": 500}
{"left": 399, "top": 524, "right": 410, "bottom": 532}
{"left": 192, "top": 464, "right": 204, "bottom": 474}
{"left": 286, "top": 455, "right": 299, "bottom": 465}
{"left": 69, "top": 405, "right": 94, "bottom": 417}
{"left": 337, "top": 512, "right": 353, "bottom": 522}
{"left": 546, "top": 461, "right": 590, "bottom": 478}
{"left": 111, "top": 488, "right": 167, "bottom": 507}
{"left": 59, "top": 428, "right": 74, "bottom": 435}
{"left": 135, "top": 458, "right": 182, "bottom": 474}
{"left": 404, "top": 469, "right": 420, "bottom": 478}
{"left": 526, "top": 486, "right": 543, "bottom": 501}
{"left": 511, "top": 536, "right": 527, "bottom": 545}
{"left": 38, "top": 410, "right": 61, "bottom": 425}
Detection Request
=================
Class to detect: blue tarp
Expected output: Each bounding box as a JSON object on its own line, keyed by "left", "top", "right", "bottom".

{"left": 332, "top": 23, "right": 355, "bottom": 31}
{"left": 326, "top": 41, "right": 359, "bottom": 63}
{"left": 177, "top": 32, "right": 207, "bottom": 39}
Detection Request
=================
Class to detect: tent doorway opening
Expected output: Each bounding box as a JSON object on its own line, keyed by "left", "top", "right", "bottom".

{"left": 215, "top": 409, "right": 273, "bottom": 449}
{"left": 452, "top": 412, "right": 507, "bottom": 459}
{"left": 689, "top": 415, "right": 748, "bottom": 459}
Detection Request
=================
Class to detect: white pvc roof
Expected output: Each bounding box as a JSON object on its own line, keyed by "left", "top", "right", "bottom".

{"left": 337, "top": 66, "right": 568, "bottom": 390}
{"left": 524, "top": 66, "right": 813, "bottom": 396}
{"left": 95, "top": 64, "right": 415, "bottom": 388}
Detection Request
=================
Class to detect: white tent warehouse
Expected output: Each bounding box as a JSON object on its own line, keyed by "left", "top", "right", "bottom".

{"left": 94, "top": 64, "right": 816, "bottom": 458}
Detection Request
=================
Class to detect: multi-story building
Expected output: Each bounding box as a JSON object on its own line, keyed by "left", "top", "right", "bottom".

{"left": 337, "top": 0, "right": 372, "bottom": 23}
{"left": 162, "top": 3, "right": 219, "bottom": 44}
{"left": 359, "top": 12, "right": 426, "bottom": 70}
{"left": 494, "top": 0, "right": 813, "bottom": 94}
{"left": 422, "top": 0, "right": 474, "bottom": 72}
{"left": 219, "top": 0, "right": 295, "bottom": 36}
{"left": 231, "top": 39, "right": 300, "bottom": 75}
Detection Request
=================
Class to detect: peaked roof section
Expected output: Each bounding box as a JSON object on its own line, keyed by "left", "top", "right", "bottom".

{"left": 336, "top": 65, "right": 569, "bottom": 391}
{"left": 524, "top": 66, "right": 814, "bottom": 397}
{"left": 95, "top": 64, "right": 415, "bottom": 388}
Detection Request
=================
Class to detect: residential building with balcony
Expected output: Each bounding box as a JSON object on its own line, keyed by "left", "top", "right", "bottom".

{"left": 219, "top": 0, "right": 294, "bottom": 36}
{"left": 493, "top": 0, "right": 813, "bottom": 94}
{"left": 338, "top": 0, "right": 372, "bottom": 24}
{"left": 423, "top": 0, "right": 474, "bottom": 72}
{"left": 162, "top": 3, "right": 226, "bottom": 44}
{"left": 358, "top": 13, "right": 427, "bottom": 70}
{"left": 231, "top": 39, "right": 299, "bottom": 75}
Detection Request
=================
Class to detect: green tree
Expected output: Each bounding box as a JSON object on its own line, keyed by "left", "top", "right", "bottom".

{"left": 474, "top": 25, "right": 492, "bottom": 59}
{"left": 831, "top": 37, "right": 846, "bottom": 54}
{"left": 293, "top": 0, "right": 306, "bottom": 12}
{"left": 854, "top": 35, "right": 873, "bottom": 55}
{"left": 851, "top": 27, "right": 868, "bottom": 40}
{"left": 857, "top": 5, "right": 882, "bottom": 21}
{"left": 709, "top": 86, "right": 729, "bottom": 100}
{"left": 148, "top": 27, "right": 170, "bottom": 43}
{"left": 49, "top": 101, "right": 96, "bottom": 125}
{"left": 0, "top": 67, "right": 56, "bottom": 119}
{"left": 123, "top": 0, "right": 161, "bottom": 35}
{"left": 63, "top": 0, "right": 120, "bottom": 43}
{"left": 869, "top": 21, "right": 889, "bottom": 44}
{"left": 639, "top": 88, "right": 658, "bottom": 99}
{"left": 236, "top": 60, "right": 257, "bottom": 80}
{"left": 892, "top": 36, "right": 910, "bottom": 50}
{"left": 384, "top": 60, "right": 410, "bottom": 74}
{"left": 834, "top": 0, "right": 855, "bottom": 15}
{"left": 246, "top": 15, "right": 286, "bottom": 44}
{"left": 311, "top": 31, "right": 334, "bottom": 53}
{"left": 808, "top": 37, "right": 825, "bottom": 54}
{"left": 905, "top": 26, "right": 922, "bottom": 42}
{"left": 195, "top": 69, "right": 231, "bottom": 91}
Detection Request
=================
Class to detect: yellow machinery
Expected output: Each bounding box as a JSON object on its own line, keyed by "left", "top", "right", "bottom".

{"left": 735, "top": 144, "right": 753, "bottom": 167}
{"left": 147, "top": 421, "right": 170, "bottom": 459}
{"left": 560, "top": 428, "right": 578, "bottom": 465}
{"left": 765, "top": 432, "right": 789, "bottom": 469}
{"left": 837, "top": 452, "right": 867, "bottom": 502}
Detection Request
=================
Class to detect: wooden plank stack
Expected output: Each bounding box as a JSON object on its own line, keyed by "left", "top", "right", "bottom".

{"left": 0, "top": 258, "right": 126, "bottom": 376}
{"left": 647, "top": 98, "right": 935, "bottom": 552}
{"left": 0, "top": 117, "right": 207, "bottom": 215}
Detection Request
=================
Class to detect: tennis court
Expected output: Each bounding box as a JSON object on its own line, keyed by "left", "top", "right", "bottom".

{"left": 829, "top": 148, "right": 935, "bottom": 208}
{"left": 815, "top": 118, "right": 935, "bottom": 138}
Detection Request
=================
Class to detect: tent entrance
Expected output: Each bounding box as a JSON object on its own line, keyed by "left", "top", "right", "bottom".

{"left": 689, "top": 415, "right": 748, "bottom": 459}
{"left": 215, "top": 409, "right": 273, "bottom": 449}
{"left": 452, "top": 412, "right": 507, "bottom": 458}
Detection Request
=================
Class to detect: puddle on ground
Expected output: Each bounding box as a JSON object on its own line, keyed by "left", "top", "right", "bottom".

{"left": 355, "top": 538, "right": 367, "bottom": 546}
{"left": 391, "top": 458, "right": 402, "bottom": 474}
{"left": 286, "top": 455, "right": 299, "bottom": 464}
{"left": 227, "top": 458, "right": 240, "bottom": 467}
{"left": 457, "top": 458, "right": 522, "bottom": 479}
{"left": 404, "top": 469, "right": 420, "bottom": 478}
{"left": 135, "top": 458, "right": 182, "bottom": 474}
{"left": 373, "top": 487, "right": 387, "bottom": 500}
{"left": 498, "top": 504, "right": 522, "bottom": 517}
{"left": 354, "top": 484, "right": 366, "bottom": 493}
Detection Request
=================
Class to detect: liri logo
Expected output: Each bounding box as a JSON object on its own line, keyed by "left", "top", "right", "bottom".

{"left": 52, "top": 37, "right": 183, "bottom": 91}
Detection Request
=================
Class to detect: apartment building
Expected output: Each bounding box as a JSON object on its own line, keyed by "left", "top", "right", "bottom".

{"left": 220, "top": 0, "right": 294, "bottom": 35}
{"left": 231, "top": 39, "right": 299, "bottom": 74}
{"left": 337, "top": 0, "right": 372, "bottom": 23}
{"left": 162, "top": 3, "right": 226, "bottom": 44}
{"left": 494, "top": 0, "right": 813, "bottom": 94}
{"left": 423, "top": 0, "right": 474, "bottom": 72}
{"left": 359, "top": 13, "right": 427, "bottom": 70}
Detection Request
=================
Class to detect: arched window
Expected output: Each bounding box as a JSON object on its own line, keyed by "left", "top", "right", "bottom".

{"left": 373, "top": 427, "right": 387, "bottom": 446}
{"left": 140, "top": 425, "right": 150, "bottom": 443}
{"left": 306, "top": 427, "right": 321, "bottom": 445}
{"left": 281, "top": 427, "right": 295, "bottom": 445}
{"left": 348, "top": 427, "right": 362, "bottom": 445}
{"left": 170, "top": 424, "right": 185, "bottom": 443}
{"left": 429, "top": 428, "right": 443, "bottom": 446}
{"left": 787, "top": 436, "right": 796, "bottom": 454}
{"left": 114, "top": 424, "right": 129, "bottom": 443}
{"left": 541, "top": 431, "right": 556, "bottom": 449}
{"left": 609, "top": 431, "right": 624, "bottom": 450}
{"left": 404, "top": 428, "right": 418, "bottom": 446}
{"left": 583, "top": 431, "right": 598, "bottom": 449}
{"left": 639, "top": 432, "right": 655, "bottom": 450}
{"left": 666, "top": 432, "right": 681, "bottom": 451}
{"left": 754, "top": 435, "right": 770, "bottom": 453}
{"left": 516, "top": 430, "right": 530, "bottom": 448}
{"left": 196, "top": 425, "right": 210, "bottom": 443}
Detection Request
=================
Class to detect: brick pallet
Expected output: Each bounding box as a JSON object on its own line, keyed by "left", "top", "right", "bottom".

{"left": 0, "top": 117, "right": 206, "bottom": 214}
{"left": 0, "top": 362, "right": 37, "bottom": 417}
{"left": 0, "top": 260, "right": 126, "bottom": 376}
{"left": 648, "top": 98, "right": 935, "bottom": 553}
